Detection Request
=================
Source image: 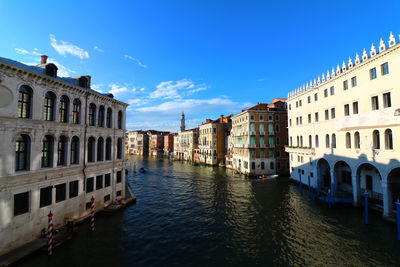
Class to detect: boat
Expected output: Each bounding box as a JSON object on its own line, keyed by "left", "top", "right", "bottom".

{"left": 138, "top": 167, "right": 147, "bottom": 173}
{"left": 256, "top": 174, "right": 279, "bottom": 180}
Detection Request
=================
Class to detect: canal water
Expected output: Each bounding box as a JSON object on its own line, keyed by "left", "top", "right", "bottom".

{"left": 19, "top": 156, "right": 400, "bottom": 266}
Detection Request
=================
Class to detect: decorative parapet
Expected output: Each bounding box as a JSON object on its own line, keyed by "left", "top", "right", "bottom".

{"left": 287, "top": 32, "right": 399, "bottom": 99}
{"left": 285, "top": 146, "right": 315, "bottom": 155}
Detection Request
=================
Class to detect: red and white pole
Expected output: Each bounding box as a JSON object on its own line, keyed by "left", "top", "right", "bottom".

{"left": 48, "top": 211, "right": 53, "bottom": 256}
{"left": 91, "top": 196, "right": 95, "bottom": 231}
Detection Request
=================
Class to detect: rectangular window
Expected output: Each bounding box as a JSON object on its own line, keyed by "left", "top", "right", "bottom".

{"left": 296, "top": 101, "right": 298, "bottom": 108}
{"left": 353, "top": 102, "right": 358, "bottom": 114}
{"left": 86, "top": 177, "right": 94, "bottom": 193}
{"left": 344, "top": 104, "right": 350, "bottom": 116}
{"left": 370, "top": 67, "right": 377, "bottom": 80}
{"left": 275, "top": 114, "right": 280, "bottom": 121}
{"left": 86, "top": 201, "right": 92, "bottom": 210}
{"left": 299, "top": 100, "right": 302, "bottom": 107}
{"left": 104, "top": 194, "right": 111, "bottom": 202}
{"left": 55, "top": 183, "right": 66, "bottom": 203}
{"left": 315, "top": 112, "right": 319, "bottom": 122}
{"left": 308, "top": 114, "right": 311, "bottom": 123}
{"left": 69, "top": 180, "right": 79, "bottom": 198}
{"left": 288, "top": 104, "right": 291, "bottom": 110}
{"left": 331, "top": 108, "right": 335, "bottom": 119}
{"left": 96, "top": 175, "right": 103, "bottom": 190}
{"left": 116, "top": 190, "right": 122, "bottom": 197}
{"left": 324, "top": 89, "right": 328, "bottom": 97}
{"left": 343, "top": 80, "right": 348, "bottom": 90}
{"left": 325, "top": 110, "right": 329, "bottom": 120}
{"left": 330, "top": 86, "right": 335, "bottom": 95}
{"left": 40, "top": 186, "right": 52, "bottom": 207}
{"left": 371, "top": 96, "right": 379, "bottom": 110}
{"left": 383, "top": 92, "right": 391, "bottom": 108}
{"left": 314, "top": 93, "right": 318, "bottom": 101}
{"left": 307, "top": 96, "right": 311, "bottom": 103}
{"left": 105, "top": 173, "right": 111, "bottom": 187}
{"left": 296, "top": 117, "right": 299, "bottom": 125}
{"left": 117, "top": 171, "right": 122, "bottom": 183}
{"left": 289, "top": 119, "right": 292, "bottom": 127}
{"left": 14, "top": 192, "right": 29, "bottom": 216}
{"left": 299, "top": 117, "right": 302, "bottom": 125}
{"left": 381, "top": 62, "right": 389, "bottom": 75}
{"left": 351, "top": 76, "right": 357, "bottom": 87}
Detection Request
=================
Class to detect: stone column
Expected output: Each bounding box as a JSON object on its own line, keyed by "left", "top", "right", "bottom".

{"left": 382, "top": 181, "right": 392, "bottom": 218}
{"left": 352, "top": 174, "right": 360, "bottom": 206}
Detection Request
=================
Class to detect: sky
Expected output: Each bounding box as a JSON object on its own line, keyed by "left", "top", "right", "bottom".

{"left": 1, "top": 0, "right": 400, "bottom": 131}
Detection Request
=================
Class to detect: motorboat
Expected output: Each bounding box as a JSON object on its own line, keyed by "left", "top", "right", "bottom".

{"left": 139, "top": 167, "right": 147, "bottom": 173}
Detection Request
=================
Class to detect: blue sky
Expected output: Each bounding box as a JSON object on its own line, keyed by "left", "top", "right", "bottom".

{"left": 1, "top": 0, "right": 399, "bottom": 131}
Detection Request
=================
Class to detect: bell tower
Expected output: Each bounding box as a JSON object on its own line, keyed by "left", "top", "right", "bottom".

{"left": 180, "top": 112, "right": 185, "bottom": 132}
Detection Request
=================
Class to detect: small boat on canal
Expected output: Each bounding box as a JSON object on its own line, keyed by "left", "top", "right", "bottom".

{"left": 139, "top": 167, "right": 147, "bottom": 173}
{"left": 256, "top": 174, "right": 278, "bottom": 181}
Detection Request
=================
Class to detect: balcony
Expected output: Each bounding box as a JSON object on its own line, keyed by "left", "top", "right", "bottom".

{"left": 250, "top": 131, "right": 256, "bottom": 135}
{"left": 260, "top": 144, "right": 266, "bottom": 148}
{"left": 259, "top": 131, "right": 265, "bottom": 135}
{"left": 284, "top": 146, "right": 315, "bottom": 155}
{"left": 249, "top": 144, "right": 256, "bottom": 148}
{"left": 268, "top": 143, "right": 275, "bottom": 148}
{"left": 234, "top": 144, "right": 244, "bottom": 148}
{"left": 268, "top": 131, "right": 274, "bottom": 136}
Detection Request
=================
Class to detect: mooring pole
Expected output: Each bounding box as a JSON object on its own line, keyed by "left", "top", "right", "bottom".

{"left": 48, "top": 211, "right": 53, "bottom": 256}
{"left": 91, "top": 196, "right": 95, "bottom": 231}
{"left": 299, "top": 173, "right": 302, "bottom": 194}
{"left": 332, "top": 183, "right": 335, "bottom": 208}
{"left": 328, "top": 189, "right": 331, "bottom": 208}
{"left": 317, "top": 178, "right": 320, "bottom": 197}
{"left": 396, "top": 199, "right": 400, "bottom": 241}
{"left": 364, "top": 191, "right": 368, "bottom": 225}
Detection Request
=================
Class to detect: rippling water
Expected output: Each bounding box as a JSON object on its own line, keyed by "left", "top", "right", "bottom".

{"left": 19, "top": 156, "right": 400, "bottom": 266}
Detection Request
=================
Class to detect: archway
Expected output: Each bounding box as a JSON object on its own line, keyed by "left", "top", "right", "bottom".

{"left": 387, "top": 168, "right": 400, "bottom": 211}
{"left": 334, "top": 161, "right": 353, "bottom": 197}
{"left": 356, "top": 163, "right": 382, "bottom": 206}
{"left": 317, "top": 158, "right": 331, "bottom": 192}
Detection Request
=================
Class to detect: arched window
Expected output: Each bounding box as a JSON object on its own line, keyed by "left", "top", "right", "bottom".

{"left": 346, "top": 132, "right": 351, "bottom": 148}
{"left": 325, "top": 134, "right": 330, "bottom": 148}
{"left": 118, "top": 111, "right": 123, "bottom": 129}
{"left": 260, "top": 124, "right": 264, "bottom": 133}
{"left": 315, "top": 135, "right": 319, "bottom": 148}
{"left": 44, "top": 92, "right": 56, "bottom": 121}
{"left": 117, "top": 138, "right": 122, "bottom": 159}
{"left": 18, "top": 85, "right": 33, "bottom": 119}
{"left": 373, "top": 130, "right": 380, "bottom": 149}
{"left": 268, "top": 124, "right": 273, "bottom": 133}
{"left": 275, "top": 124, "right": 280, "bottom": 132}
{"left": 332, "top": 134, "right": 336, "bottom": 148}
{"left": 250, "top": 123, "right": 255, "bottom": 132}
{"left": 59, "top": 95, "right": 69, "bottom": 123}
{"left": 97, "top": 137, "right": 104, "bottom": 161}
{"left": 15, "top": 134, "right": 30, "bottom": 171}
{"left": 309, "top": 135, "right": 312, "bottom": 148}
{"left": 89, "top": 103, "right": 96, "bottom": 126}
{"left": 42, "top": 135, "right": 54, "bottom": 167}
{"left": 106, "top": 108, "right": 112, "bottom": 128}
{"left": 106, "top": 138, "right": 112, "bottom": 160}
{"left": 354, "top": 132, "right": 360, "bottom": 149}
{"left": 88, "top": 137, "right": 96, "bottom": 162}
{"left": 72, "top": 99, "right": 81, "bottom": 124}
{"left": 300, "top": 136, "right": 303, "bottom": 147}
{"left": 261, "top": 161, "right": 265, "bottom": 169}
{"left": 57, "top": 136, "right": 67, "bottom": 166}
{"left": 98, "top": 106, "right": 105, "bottom": 127}
{"left": 296, "top": 136, "right": 299, "bottom": 146}
{"left": 385, "top": 129, "right": 393, "bottom": 149}
{"left": 70, "top": 136, "right": 79, "bottom": 164}
{"left": 270, "top": 161, "right": 274, "bottom": 170}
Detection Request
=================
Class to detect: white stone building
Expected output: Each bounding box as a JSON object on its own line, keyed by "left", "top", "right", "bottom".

{"left": 0, "top": 55, "right": 128, "bottom": 256}
{"left": 286, "top": 33, "right": 400, "bottom": 219}
{"left": 174, "top": 128, "right": 199, "bottom": 161}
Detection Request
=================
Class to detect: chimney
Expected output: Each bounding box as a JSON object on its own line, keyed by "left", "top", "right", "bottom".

{"left": 257, "top": 102, "right": 259, "bottom": 105}
{"left": 86, "top": 75, "right": 91, "bottom": 88}
{"left": 41, "top": 55, "right": 48, "bottom": 64}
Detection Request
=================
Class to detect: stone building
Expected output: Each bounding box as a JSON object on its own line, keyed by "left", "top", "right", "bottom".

{"left": 0, "top": 55, "right": 128, "bottom": 256}
{"left": 286, "top": 32, "right": 400, "bottom": 219}
{"left": 174, "top": 128, "right": 199, "bottom": 161}
{"left": 164, "top": 133, "right": 176, "bottom": 157}
{"left": 149, "top": 131, "right": 169, "bottom": 157}
{"left": 230, "top": 99, "right": 288, "bottom": 176}
{"left": 198, "top": 115, "right": 232, "bottom": 166}
{"left": 126, "top": 130, "right": 148, "bottom": 155}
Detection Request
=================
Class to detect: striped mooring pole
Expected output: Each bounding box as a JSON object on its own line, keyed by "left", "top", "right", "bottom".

{"left": 91, "top": 196, "right": 95, "bottom": 231}
{"left": 48, "top": 211, "right": 53, "bottom": 256}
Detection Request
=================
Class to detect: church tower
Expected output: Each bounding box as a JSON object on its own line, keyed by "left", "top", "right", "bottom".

{"left": 180, "top": 111, "right": 185, "bottom": 132}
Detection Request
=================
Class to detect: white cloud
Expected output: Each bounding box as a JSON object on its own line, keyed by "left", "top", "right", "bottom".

{"left": 149, "top": 79, "right": 207, "bottom": 99}
{"left": 127, "top": 98, "right": 148, "bottom": 107}
{"left": 257, "top": 78, "right": 265, "bottom": 82}
{"left": 15, "top": 48, "right": 29, "bottom": 55}
{"left": 47, "top": 58, "right": 75, "bottom": 77}
{"left": 93, "top": 46, "right": 104, "bottom": 52}
{"left": 91, "top": 84, "right": 105, "bottom": 93}
{"left": 49, "top": 34, "right": 89, "bottom": 60}
{"left": 124, "top": 54, "right": 147, "bottom": 68}
{"left": 140, "top": 87, "right": 145, "bottom": 91}
{"left": 108, "top": 84, "right": 134, "bottom": 96}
